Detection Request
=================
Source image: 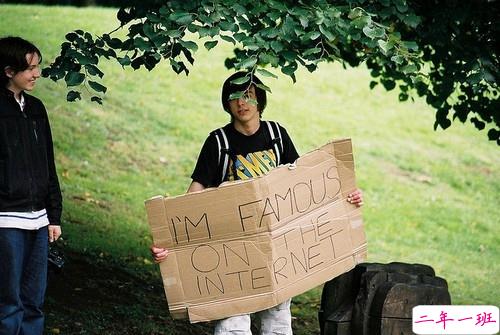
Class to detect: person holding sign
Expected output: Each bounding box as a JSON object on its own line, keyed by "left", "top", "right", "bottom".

{"left": 151, "top": 71, "right": 363, "bottom": 334}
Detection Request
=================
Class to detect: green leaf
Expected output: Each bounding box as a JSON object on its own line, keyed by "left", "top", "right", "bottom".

{"left": 363, "top": 26, "right": 385, "bottom": 39}
{"left": 391, "top": 55, "right": 404, "bottom": 65}
{"left": 65, "top": 72, "right": 85, "bottom": 87}
{"left": 351, "top": 15, "right": 372, "bottom": 29}
{"left": 199, "top": 24, "right": 214, "bottom": 36}
{"left": 66, "top": 90, "right": 81, "bottom": 101}
{"left": 303, "top": 31, "right": 321, "bottom": 41}
{"left": 143, "top": 23, "right": 155, "bottom": 38}
{"left": 255, "top": 83, "right": 272, "bottom": 93}
{"left": 402, "top": 64, "right": 418, "bottom": 74}
{"left": 169, "top": 12, "right": 193, "bottom": 25}
{"left": 302, "top": 48, "right": 322, "bottom": 57}
{"left": 270, "top": 40, "right": 284, "bottom": 53}
{"left": 381, "top": 78, "right": 396, "bottom": 90}
{"left": 481, "top": 68, "right": 495, "bottom": 84}
{"left": 181, "top": 47, "right": 195, "bottom": 65}
{"left": 233, "top": 32, "right": 247, "bottom": 43}
{"left": 171, "top": 59, "right": 188, "bottom": 74}
{"left": 230, "top": 76, "right": 250, "bottom": 85}
{"left": 403, "top": 13, "right": 421, "bottom": 28}
{"left": 42, "top": 66, "right": 64, "bottom": 81}
{"left": 377, "top": 39, "right": 393, "bottom": 54}
{"left": 117, "top": 7, "right": 132, "bottom": 24}
{"left": 65, "top": 32, "right": 79, "bottom": 42}
{"left": 394, "top": 0, "right": 409, "bottom": 13}
{"left": 402, "top": 40, "right": 418, "bottom": 51}
{"left": 399, "top": 92, "right": 409, "bottom": 101}
{"left": 179, "top": 40, "right": 198, "bottom": 52}
{"left": 281, "top": 50, "right": 297, "bottom": 62}
{"left": 219, "top": 21, "right": 238, "bottom": 32}
{"left": 209, "top": 26, "right": 220, "bottom": 37}
{"left": 266, "top": 11, "right": 281, "bottom": 21}
{"left": 210, "top": 10, "right": 221, "bottom": 22}
{"left": 146, "top": 13, "right": 161, "bottom": 24}
{"left": 85, "top": 64, "right": 104, "bottom": 78}
{"left": 299, "top": 16, "right": 309, "bottom": 28}
{"left": 348, "top": 8, "right": 364, "bottom": 20}
{"left": 319, "top": 25, "right": 335, "bottom": 41}
{"left": 256, "top": 68, "right": 278, "bottom": 79}
{"left": 294, "top": 28, "right": 305, "bottom": 38}
{"left": 188, "top": 23, "right": 202, "bottom": 34}
{"left": 305, "top": 63, "right": 317, "bottom": 73}
{"left": 88, "top": 80, "right": 107, "bottom": 93}
{"left": 245, "top": 43, "right": 260, "bottom": 51}
{"left": 236, "top": 57, "right": 257, "bottom": 70}
{"left": 134, "top": 37, "right": 150, "bottom": 51}
{"left": 261, "top": 27, "right": 280, "bottom": 39}
{"left": 159, "top": 6, "right": 170, "bottom": 16}
{"left": 470, "top": 117, "right": 485, "bottom": 130}
{"left": 166, "top": 30, "right": 183, "bottom": 38}
{"left": 245, "top": 98, "right": 258, "bottom": 106}
{"left": 439, "top": 118, "right": 452, "bottom": 130}
{"left": 204, "top": 40, "right": 218, "bottom": 50}
{"left": 268, "top": 0, "right": 287, "bottom": 11}
{"left": 467, "top": 72, "right": 482, "bottom": 85}
{"left": 487, "top": 129, "right": 499, "bottom": 142}
{"left": 106, "top": 37, "right": 122, "bottom": 49}
{"left": 282, "top": 16, "right": 296, "bottom": 36}
{"left": 259, "top": 53, "right": 279, "bottom": 67}
{"left": 281, "top": 63, "right": 297, "bottom": 76}
{"left": 232, "top": 3, "right": 246, "bottom": 15}
{"left": 229, "top": 91, "right": 244, "bottom": 100}
{"left": 169, "top": 59, "right": 181, "bottom": 73}
{"left": 117, "top": 56, "right": 131, "bottom": 66}
{"left": 91, "top": 96, "right": 103, "bottom": 104}
{"left": 151, "top": 34, "right": 168, "bottom": 48}
{"left": 315, "top": 11, "right": 325, "bottom": 25}
{"left": 220, "top": 35, "right": 236, "bottom": 44}
{"left": 84, "top": 32, "right": 93, "bottom": 42}
{"left": 328, "top": 7, "right": 342, "bottom": 19}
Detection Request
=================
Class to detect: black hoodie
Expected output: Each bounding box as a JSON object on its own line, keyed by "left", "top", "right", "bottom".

{"left": 0, "top": 88, "right": 62, "bottom": 225}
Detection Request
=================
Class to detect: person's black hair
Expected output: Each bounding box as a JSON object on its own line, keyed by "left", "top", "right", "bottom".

{"left": 221, "top": 71, "right": 267, "bottom": 117}
{"left": 0, "top": 36, "right": 42, "bottom": 88}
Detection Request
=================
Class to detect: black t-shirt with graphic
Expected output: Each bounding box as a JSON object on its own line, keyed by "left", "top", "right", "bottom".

{"left": 191, "top": 121, "right": 299, "bottom": 188}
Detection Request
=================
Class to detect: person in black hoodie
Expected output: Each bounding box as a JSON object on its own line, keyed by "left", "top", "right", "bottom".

{"left": 0, "top": 36, "right": 62, "bottom": 335}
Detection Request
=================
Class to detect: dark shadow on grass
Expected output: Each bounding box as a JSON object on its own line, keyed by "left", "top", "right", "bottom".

{"left": 45, "top": 251, "right": 213, "bottom": 335}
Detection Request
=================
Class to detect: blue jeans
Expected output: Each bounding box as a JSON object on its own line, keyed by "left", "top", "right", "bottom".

{"left": 0, "top": 227, "right": 48, "bottom": 335}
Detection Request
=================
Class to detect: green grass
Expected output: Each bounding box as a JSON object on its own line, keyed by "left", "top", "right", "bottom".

{"left": 1, "top": 4, "right": 499, "bottom": 334}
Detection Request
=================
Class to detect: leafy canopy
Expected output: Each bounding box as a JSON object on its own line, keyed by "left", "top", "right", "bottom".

{"left": 43, "top": 0, "right": 499, "bottom": 144}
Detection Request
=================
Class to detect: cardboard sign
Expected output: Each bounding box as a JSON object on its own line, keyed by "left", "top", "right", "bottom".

{"left": 145, "top": 139, "right": 367, "bottom": 323}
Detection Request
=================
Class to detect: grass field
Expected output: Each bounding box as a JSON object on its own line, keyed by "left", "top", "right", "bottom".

{"left": 1, "top": 4, "right": 499, "bottom": 335}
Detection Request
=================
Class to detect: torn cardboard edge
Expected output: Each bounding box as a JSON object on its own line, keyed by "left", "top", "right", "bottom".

{"left": 145, "top": 138, "right": 367, "bottom": 322}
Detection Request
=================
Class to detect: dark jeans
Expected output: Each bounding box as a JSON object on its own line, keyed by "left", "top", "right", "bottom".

{"left": 0, "top": 227, "right": 48, "bottom": 335}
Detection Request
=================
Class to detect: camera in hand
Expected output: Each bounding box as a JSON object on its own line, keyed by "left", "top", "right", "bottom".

{"left": 48, "top": 246, "right": 65, "bottom": 271}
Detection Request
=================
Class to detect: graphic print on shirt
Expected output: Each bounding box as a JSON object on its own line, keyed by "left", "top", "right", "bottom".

{"left": 227, "top": 149, "right": 277, "bottom": 181}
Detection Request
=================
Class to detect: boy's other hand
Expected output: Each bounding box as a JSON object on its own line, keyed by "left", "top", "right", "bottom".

{"left": 347, "top": 188, "right": 364, "bottom": 207}
{"left": 150, "top": 245, "right": 169, "bottom": 263}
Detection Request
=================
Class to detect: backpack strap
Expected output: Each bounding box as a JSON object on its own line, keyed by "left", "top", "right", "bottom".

{"left": 213, "top": 127, "right": 230, "bottom": 183}
{"left": 265, "top": 120, "right": 283, "bottom": 166}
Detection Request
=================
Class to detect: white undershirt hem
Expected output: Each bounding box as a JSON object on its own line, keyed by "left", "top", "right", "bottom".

{"left": 0, "top": 209, "right": 50, "bottom": 230}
